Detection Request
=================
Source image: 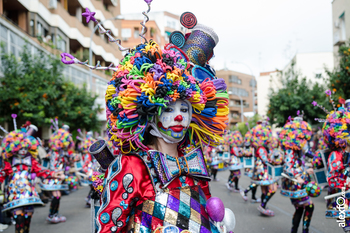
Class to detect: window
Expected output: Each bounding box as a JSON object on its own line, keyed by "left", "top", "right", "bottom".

{"left": 250, "top": 79, "right": 256, "bottom": 87}
{"left": 122, "top": 28, "right": 131, "bottom": 38}
{"left": 30, "top": 20, "right": 34, "bottom": 36}
{"left": 229, "top": 75, "right": 241, "bottom": 84}
{"left": 229, "top": 87, "right": 249, "bottom": 97}
{"left": 340, "top": 13, "right": 346, "bottom": 41}
{"left": 134, "top": 27, "right": 139, "bottom": 38}
{"left": 0, "top": 24, "right": 8, "bottom": 53}
{"left": 10, "top": 31, "right": 24, "bottom": 57}
{"left": 315, "top": 73, "right": 322, "bottom": 79}
{"left": 56, "top": 35, "right": 66, "bottom": 52}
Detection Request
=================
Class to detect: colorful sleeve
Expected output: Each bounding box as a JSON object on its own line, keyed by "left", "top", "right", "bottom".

{"left": 284, "top": 149, "right": 303, "bottom": 178}
{"left": 327, "top": 151, "right": 346, "bottom": 189}
{"left": 0, "top": 161, "right": 13, "bottom": 183}
{"left": 257, "top": 147, "right": 269, "bottom": 165}
{"left": 97, "top": 155, "right": 155, "bottom": 233}
{"left": 31, "top": 158, "right": 55, "bottom": 178}
{"left": 198, "top": 180, "right": 211, "bottom": 200}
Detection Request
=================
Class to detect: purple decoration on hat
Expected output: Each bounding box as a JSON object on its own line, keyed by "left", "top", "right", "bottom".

{"left": 61, "top": 53, "right": 75, "bottom": 65}
{"left": 144, "top": 0, "right": 152, "bottom": 3}
{"left": 181, "top": 24, "right": 218, "bottom": 66}
{"left": 31, "top": 173, "right": 36, "bottom": 180}
{"left": 206, "top": 197, "right": 225, "bottom": 222}
{"left": 312, "top": 101, "right": 317, "bottom": 106}
{"left": 297, "top": 110, "right": 300, "bottom": 116}
{"left": 325, "top": 89, "right": 331, "bottom": 96}
{"left": 65, "top": 166, "right": 70, "bottom": 171}
{"left": 11, "top": 114, "right": 17, "bottom": 119}
{"left": 82, "top": 8, "right": 96, "bottom": 23}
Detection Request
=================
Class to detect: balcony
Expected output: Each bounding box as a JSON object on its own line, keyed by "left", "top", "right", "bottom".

{"left": 334, "top": 30, "right": 345, "bottom": 46}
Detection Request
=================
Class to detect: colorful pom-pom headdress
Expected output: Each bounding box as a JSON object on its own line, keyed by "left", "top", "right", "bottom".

{"left": 251, "top": 121, "right": 272, "bottom": 148}
{"left": 279, "top": 111, "right": 312, "bottom": 150}
{"left": 48, "top": 119, "right": 74, "bottom": 152}
{"left": 225, "top": 131, "right": 243, "bottom": 146}
{"left": 312, "top": 90, "right": 350, "bottom": 150}
{"left": 1, "top": 114, "right": 39, "bottom": 159}
{"left": 77, "top": 129, "right": 96, "bottom": 154}
{"left": 60, "top": 2, "right": 229, "bottom": 154}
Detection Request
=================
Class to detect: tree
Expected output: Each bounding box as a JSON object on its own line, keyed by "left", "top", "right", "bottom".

{"left": 0, "top": 44, "right": 101, "bottom": 131}
{"left": 326, "top": 42, "right": 350, "bottom": 103}
{"left": 267, "top": 62, "right": 329, "bottom": 127}
{"left": 234, "top": 114, "right": 261, "bottom": 136}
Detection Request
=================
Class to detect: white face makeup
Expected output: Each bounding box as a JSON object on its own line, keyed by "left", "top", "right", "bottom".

{"left": 156, "top": 100, "right": 191, "bottom": 141}
{"left": 18, "top": 148, "right": 28, "bottom": 157}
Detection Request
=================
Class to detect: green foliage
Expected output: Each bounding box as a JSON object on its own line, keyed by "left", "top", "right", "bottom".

{"left": 0, "top": 45, "right": 101, "bottom": 131}
{"left": 267, "top": 62, "right": 329, "bottom": 127}
{"left": 326, "top": 42, "right": 350, "bottom": 102}
{"left": 234, "top": 114, "right": 261, "bottom": 136}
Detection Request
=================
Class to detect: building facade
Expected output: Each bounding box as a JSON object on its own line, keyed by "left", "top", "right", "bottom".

{"left": 216, "top": 69, "right": 256, "bottom": 128}
{"left": 332, "top": 0, "right": 350, "bottom": 65}
{"left": 257, "top": 71, "right": 281, "bottom": 117}
{"left": 122, "top": 11, "right": 186, "bottom": 47}
{"left": 121, "top": 19, "right": 163, "bottom": 48}
{"left": 0, "top": 0, "right": 123, "bottom": 138}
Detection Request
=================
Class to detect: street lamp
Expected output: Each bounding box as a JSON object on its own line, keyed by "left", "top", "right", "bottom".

{"left": 227, "top": 61, "right": 257, "bottom": 114}
{"left": 88, "top": 15, "right": 124, "bottom": 91}
{"left": 228, "top": 91, "right": 244, "bottom": 122}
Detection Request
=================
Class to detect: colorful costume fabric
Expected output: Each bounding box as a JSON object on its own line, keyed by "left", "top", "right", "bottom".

{"left": 312, "top": 98, "right": 350, "bottom": 231}
{"left": 0, "top": 130, "right": 55, "bottom": 212}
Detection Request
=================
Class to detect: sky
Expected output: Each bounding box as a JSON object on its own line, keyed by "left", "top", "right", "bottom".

{"left": 120, "top": 0, "right": 334, "bottom": 77}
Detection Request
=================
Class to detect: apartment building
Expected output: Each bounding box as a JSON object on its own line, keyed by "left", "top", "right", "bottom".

{"left": 216, "top": 70, "right": 256, "bottom": 128}
{"left": 122, "top": 11, "right": 186, "bottom": 47}
{"left": 332, "top": 0, "right": 350, "bottom": 65}
{"left": 0, "top": 0, "right": 124, "bottom": 138}
{"left": 121, "top": 19, "right": 163, "bottom": 48}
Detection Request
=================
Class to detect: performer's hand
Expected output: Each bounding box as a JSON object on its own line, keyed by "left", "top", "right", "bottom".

{"left": 53, "top": 172, "right": 65, "bottom": 180}
{"left": 306, "top": 168, "right": 314, "bottom": 174}
{"left": 296, "top": 176, "right": 305, "bottom": 185}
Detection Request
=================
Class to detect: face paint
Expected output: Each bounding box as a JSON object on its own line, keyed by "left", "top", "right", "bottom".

{"left": 18, "top": 148, "right": 28, "bottom": 157}
{"left": 156, "top": 100, "right": 191, "bottom": 141}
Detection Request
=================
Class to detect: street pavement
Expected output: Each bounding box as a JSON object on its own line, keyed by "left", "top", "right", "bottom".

{"left": 5, "top": 171, "right": 341, "bottom": 233}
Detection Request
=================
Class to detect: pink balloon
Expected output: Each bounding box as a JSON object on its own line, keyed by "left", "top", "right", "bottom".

{"left": 206, "top": 197, "right": 225, "bottom": 222}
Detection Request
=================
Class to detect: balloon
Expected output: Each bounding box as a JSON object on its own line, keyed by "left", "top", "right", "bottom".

{"left": 206, "top": 197, "right": 225, "bottom": 222}
{"left": 223, "top": 208, "right": 236, "bottom": 231}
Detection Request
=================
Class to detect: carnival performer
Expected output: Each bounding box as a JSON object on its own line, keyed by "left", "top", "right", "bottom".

{"left": 0, "top": 118, "right": 65, "bottom": 233}
{"left": 241, "top": 121, "right": 277, "bottom": 216}
{"left": 40, "top": 120, "right": 74, "bottom": 224}
{"left": 59, "top": 3, "right": 239, "bottom": 231}
{"left": 313, "top": 94, "right": 350, "bottom": 232}
{"left": 269, "top": 136, "right": 284, "bottom": 189}
{"left": 226, "top": 131, "right": 243, "bottom": 192}
{"left": 279, "top": 114, "right": 315, "bottom": 233}
{"left": 77, "top": 130, "right": 96, "bottom": 207}
{"left": 240, "top": 129, "right": 260, "bottom": 203}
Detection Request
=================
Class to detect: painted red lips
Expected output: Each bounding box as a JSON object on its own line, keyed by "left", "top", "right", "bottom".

{"left": 169, "top": 125, "right": 185, "bottom": 132}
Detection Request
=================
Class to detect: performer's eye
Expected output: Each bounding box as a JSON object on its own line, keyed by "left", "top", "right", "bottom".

{"left": 181, "top": 108, "right": 188, "bottom": 113}
{"left": 164, "top": 108, "right": 173, "bottom": 113}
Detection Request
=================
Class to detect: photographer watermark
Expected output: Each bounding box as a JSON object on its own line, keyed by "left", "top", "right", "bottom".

{"left": 336, "top": 187, "right": 347, "bottom": 228}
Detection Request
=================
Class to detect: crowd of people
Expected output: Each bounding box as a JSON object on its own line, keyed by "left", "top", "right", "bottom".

{"left": 206, "top": 104, "right": 350, "bottom": 233}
